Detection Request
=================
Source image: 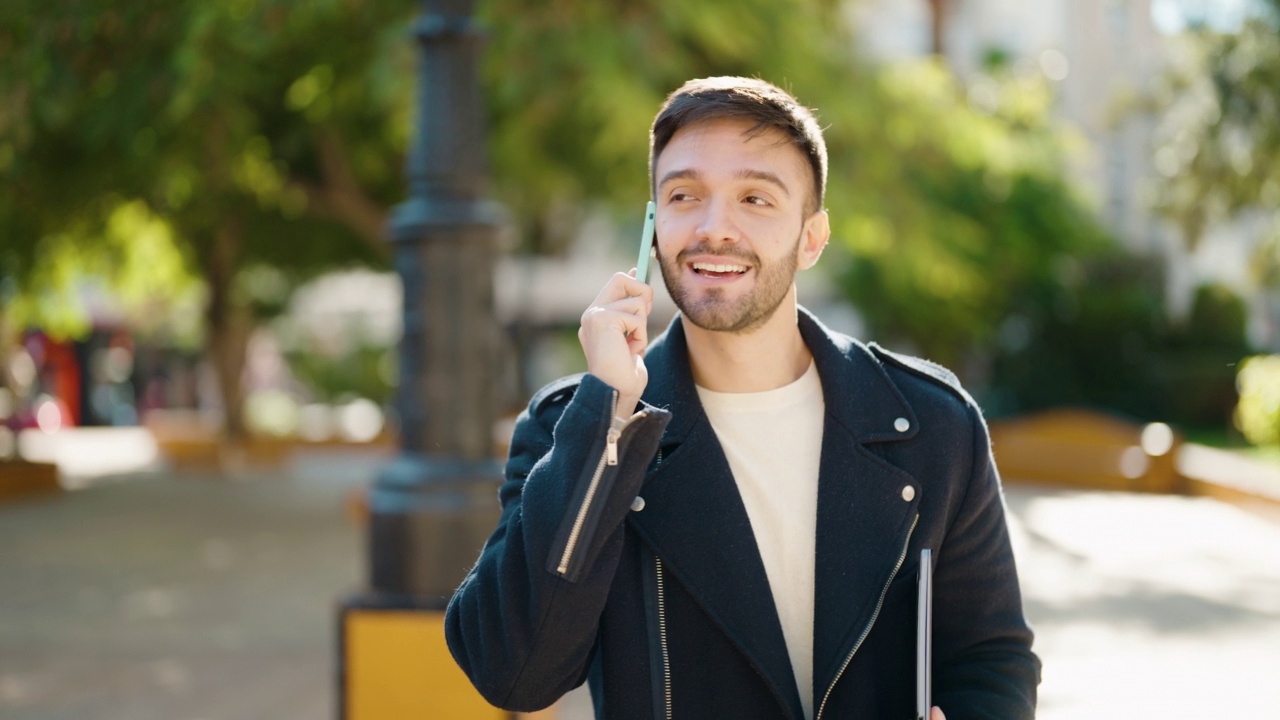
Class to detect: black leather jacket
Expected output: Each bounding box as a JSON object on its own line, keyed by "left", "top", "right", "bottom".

{"left": 447, "top": 309, "right": 1040, "bottom": 719}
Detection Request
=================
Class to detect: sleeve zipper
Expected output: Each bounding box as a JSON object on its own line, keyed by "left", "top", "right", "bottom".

{"left": 556, "top": 390, "right": 645, "bottom": 577}
{"left": 607, "top": 425, "right": 621, "bottom": 465}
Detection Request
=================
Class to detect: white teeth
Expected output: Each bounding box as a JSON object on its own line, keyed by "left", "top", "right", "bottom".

{"left": 692, "top": 262, "right": 747, "bottom": 273}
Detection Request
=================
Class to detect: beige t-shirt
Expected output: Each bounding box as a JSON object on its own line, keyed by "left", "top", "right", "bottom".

{"left": 697, "top": 361, "right": 825, "bottom": 720}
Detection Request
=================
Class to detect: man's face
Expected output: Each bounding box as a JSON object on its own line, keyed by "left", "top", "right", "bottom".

{"left": 653, "top": 118, "right": 825, "bottom": 335}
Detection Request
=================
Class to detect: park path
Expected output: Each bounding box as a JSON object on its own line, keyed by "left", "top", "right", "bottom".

{"left": 2, "top": 450, "right": 1278, "bottom": 720}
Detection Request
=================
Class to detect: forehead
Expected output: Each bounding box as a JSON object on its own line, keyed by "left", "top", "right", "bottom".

{"left": 655, "top": 118, "right": 811, "bottom": 186}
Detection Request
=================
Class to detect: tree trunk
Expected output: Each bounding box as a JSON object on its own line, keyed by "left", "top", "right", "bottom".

{"left": 203, "top": 219, "right": 252, "bottom": 443}
{"left": 300, "top": 130, "right": 392, "bottom": 259}
{"left": 927, "top": 0, "right": 947, "bottom": 57}
{"left": 0, "top": 307, "right": 13, "bottom": 434}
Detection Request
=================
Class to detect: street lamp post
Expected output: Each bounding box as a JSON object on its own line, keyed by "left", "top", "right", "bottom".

{"left": 371, "top": 0, "right": 504, "bottom": 604}
{"left": 339, "top": 0, "right": 508, "bottom": 716}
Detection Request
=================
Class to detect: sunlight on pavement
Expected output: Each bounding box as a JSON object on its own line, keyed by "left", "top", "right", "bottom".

{"left": 1005, "top": 487, "right": 1280, "bottom": 720}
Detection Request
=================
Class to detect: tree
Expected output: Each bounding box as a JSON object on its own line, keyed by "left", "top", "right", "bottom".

{"left": 1150, "top": 0, "right": 1280, "bottom": 348}
{"left": 829, "top": 60, "right": 1116, "bottom": 368}
{"left": 1, "top": 1, "right": 417, "bottom": 438}
{"left": 477, "top": 0, "right": 852, "bottom": 254}
{"left": 1151, "top": 0, "right": 1280, "bottom": 250}
{"left": 3, "top": 0, "right": 1119, "bottom": 433}
{"left": 478, "top": 0, "right": 1114, "bottom": 369}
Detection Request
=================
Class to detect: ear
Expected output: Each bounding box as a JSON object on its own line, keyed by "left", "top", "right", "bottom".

{"left": 797, "top": 210, "right": 830, "bottom": 270}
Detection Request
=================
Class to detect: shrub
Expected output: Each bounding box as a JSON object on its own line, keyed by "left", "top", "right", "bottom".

{"left": 1235, "top": 355, "right": 1280, "bottom": 447}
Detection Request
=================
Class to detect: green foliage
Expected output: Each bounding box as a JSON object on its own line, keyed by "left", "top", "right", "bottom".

{"left": 3, "top": 202, "right": 202, "bottom": 343}
{"left": 1177, "top": 283, "right": 1251, "bottom": 351}
{"left": 829, "top": 61, "right": 1113, "bottom": 366}
{"left": 1151, "top": 0, "right": 1280, "bottom": 250}
{"left": 0, "top": 0, "right": 414, "bottom": 302}
{"left": 989, "top": 270, "right": 1251, "bottom": 429}
{"left": 284, "top": 340, "right": 394, "bottom": 406}
{"left": 987, "top": 255, "right": 1168, "bottom": 419}
{"left": 0, "top": 0, "right": 1184, "bottom": 428}
{"left": 479, "top": 0, "right": 848, "bottom": 253}
{"left": 1235, "top": 354, "right": 1280, "bottom": 446}
{"left": 1, "top": 0, "right": 418, "bottom": 435}
{"left": 479, "top": 0, "right": 1113, "bottom": 368}
{"left": 1162, "top": 285, "right": 1253, "bottom": 427}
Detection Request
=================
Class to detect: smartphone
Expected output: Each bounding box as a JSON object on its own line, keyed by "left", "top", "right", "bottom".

{"left": 916, "top": 548, "right": 934, "bottom": 720}
{"left": 635, "top": 201, "right": 657, "bottom": 285}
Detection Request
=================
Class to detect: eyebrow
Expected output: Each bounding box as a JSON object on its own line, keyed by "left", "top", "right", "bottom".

{"left": 657, "top": 168, "right": 792, "bottom": 196}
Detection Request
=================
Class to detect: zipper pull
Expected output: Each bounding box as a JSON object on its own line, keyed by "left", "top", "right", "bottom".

{"left": 606, "top": 427, "right": 621, "bottom": 465}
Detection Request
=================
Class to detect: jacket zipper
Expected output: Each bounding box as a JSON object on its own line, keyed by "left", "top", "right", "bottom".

{"left": 557, "top": 391, "right": 645, "bottom": 576}
{"left": 814, "top": 513, "right": 920, "bottom": 720}
{"left": 655, "top": 557, "right": 673, "bottom": 720}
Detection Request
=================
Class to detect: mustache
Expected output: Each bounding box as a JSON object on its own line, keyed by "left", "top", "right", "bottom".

{"left": 668, "top": 243, "right": 759, "bottom": 266}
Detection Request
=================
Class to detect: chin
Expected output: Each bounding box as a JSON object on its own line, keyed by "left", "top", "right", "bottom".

{"left": 680, "top": 299, "right": 783, "bottom": 335}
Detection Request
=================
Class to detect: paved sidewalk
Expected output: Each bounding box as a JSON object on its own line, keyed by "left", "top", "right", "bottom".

{"left": 2, "top": 454, "right": 1278, "bottom": 719}
{"left": 0, "top": 454, "right": 369, "bottom": 720}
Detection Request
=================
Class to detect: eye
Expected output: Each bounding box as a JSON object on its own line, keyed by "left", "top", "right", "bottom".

{"left": 668, "top": 191, "right": 697, "bottom": 203}
{"left": 743, "top": 194, "right": 771, "bottom": 206}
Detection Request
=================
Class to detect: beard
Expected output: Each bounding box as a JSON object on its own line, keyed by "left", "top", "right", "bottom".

{"left": 658, "top": 234, "right": 801, "bottom": 335}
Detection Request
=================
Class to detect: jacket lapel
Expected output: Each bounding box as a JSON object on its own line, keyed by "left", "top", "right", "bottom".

{"left": 799, "top": 312, "right": 923, "bottom": 694}
{"left": 625, "top": 310, "right": 923, "bottom": 717}
{"left": 628, "top": 317, "right": 805, "bottom": 720}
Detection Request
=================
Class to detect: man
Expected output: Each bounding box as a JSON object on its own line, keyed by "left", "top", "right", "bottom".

{"left": 447, "top": 76, "right": 1040, "bottom": 720}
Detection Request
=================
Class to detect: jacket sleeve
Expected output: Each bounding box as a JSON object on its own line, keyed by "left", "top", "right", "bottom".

{"left": 931, "top": 403, "right": 1041, "bottom": 720}
{"left": 444, "top": 373, "right": 669, "bottom": 711}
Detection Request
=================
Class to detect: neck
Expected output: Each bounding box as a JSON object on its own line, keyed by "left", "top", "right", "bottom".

{"left": 683, "top": 289, "right": 812, "bottom": 393}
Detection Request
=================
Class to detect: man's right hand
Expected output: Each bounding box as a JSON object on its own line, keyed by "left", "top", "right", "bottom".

{"left": 578, "top": 270, "right": 653, "bottom": 416}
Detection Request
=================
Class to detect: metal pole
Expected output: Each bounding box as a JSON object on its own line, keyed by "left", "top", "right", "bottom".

{"left": 371, "top": 0, "right": 504, "bottom": 602}
{"left": 340, "top": 1, "right": 508, "bottom": 716}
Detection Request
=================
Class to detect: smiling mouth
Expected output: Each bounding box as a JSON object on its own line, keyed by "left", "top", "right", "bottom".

{"left": 691, "top": 261, "right": 749, "bottom": 279}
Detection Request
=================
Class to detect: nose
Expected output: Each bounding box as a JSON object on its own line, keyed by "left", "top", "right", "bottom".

{"left": 694, "top": 196, "right": 740, "bottom": 245}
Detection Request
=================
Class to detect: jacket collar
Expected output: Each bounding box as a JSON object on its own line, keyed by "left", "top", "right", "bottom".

{"left": 632, "top": 307, "right": 922, "bottom": 717}
{"left": 640, "top": 307, "right": 919, "bottom": 445}
{"left": 796, "top": 308, "right": 919, "bottom": 443}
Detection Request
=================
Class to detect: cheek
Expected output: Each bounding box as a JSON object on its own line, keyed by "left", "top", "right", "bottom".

{"left": 654, "top": 219, "right": 682, "bottom": 258}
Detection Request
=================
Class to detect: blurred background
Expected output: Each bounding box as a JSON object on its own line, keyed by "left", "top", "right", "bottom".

{"left": 1, "top": 0, "right": 1278, "bottom": 719}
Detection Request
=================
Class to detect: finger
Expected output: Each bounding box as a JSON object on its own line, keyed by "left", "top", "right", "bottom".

{"left": 597, "top": 295, "right": 650, "bottom": 320}
{"left": 590, "top": 271, "right": 654, "bottom": 308}
{"left": 580, "top": 306, "right": 647, "bottom": 339}
{"left": 625, "top": 318, "right": 648, "bottom": 353}
{"left": 930, "top": 706, "right": 945, "bottom": 720}
{"left": 595, "top": 295, "right": 649, "bottom": 348}
{"left": 621, "top": 272, "right": 654, "bottom": 304}
{"left": 589, "top": 271, "right": 636, "bottom": 305}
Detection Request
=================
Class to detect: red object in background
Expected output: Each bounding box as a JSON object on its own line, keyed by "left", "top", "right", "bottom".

{"left": 23, "top": 332, "right": 82, "bottom": 429}
{"left": 45, "top": 339, "right": 81, "bottom": 427}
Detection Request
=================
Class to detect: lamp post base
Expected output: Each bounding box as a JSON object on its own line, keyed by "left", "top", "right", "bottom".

{"left": 338, "top": 453, "right": 507, "bottom": 719}
{"left": 337, "top": 592, "right": 514, "bottom": 720}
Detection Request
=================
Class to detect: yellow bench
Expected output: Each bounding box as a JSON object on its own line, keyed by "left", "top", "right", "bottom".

{"left": 989, "top": 409, "right": 1182, "bottom": 494}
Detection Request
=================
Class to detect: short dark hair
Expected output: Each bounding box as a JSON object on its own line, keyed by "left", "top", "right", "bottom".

{"left": 649, "top": 77, "right": 828, "bottom": 217}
